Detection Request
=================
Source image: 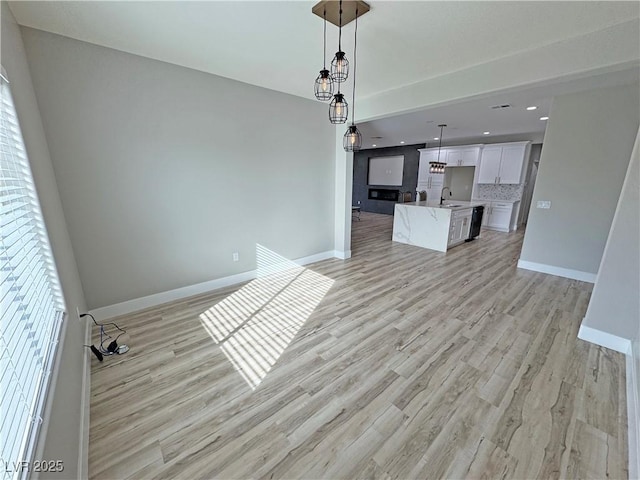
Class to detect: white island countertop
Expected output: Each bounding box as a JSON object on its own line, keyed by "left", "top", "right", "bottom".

{"left": 392, "top": 200, "right": 487, "bottom": 252}
{"left": 407, "top": 200, "right": 487, "bottom": 210}
{"left": 472, "top": 198, "right": 520, "bottom": 204}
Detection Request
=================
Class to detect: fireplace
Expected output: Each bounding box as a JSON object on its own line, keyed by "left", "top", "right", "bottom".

{"left": 368, "top": 188, "right": 400, "bottom": 202}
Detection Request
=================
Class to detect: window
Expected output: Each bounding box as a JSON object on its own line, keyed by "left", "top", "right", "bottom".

{"left": 0, "top": 69, "right": 64, "bottom": 479}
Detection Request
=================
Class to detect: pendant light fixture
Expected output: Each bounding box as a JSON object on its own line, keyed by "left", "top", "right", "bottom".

{"left": 429, "top": 124, "right": 447, "bottom": 174}
{"left": 314, "top": 8, "right": 334, "bottom": 101}
{"left": 329, "top": 92, "right": 348, "bottom": 124}
{"left": 331, "top": 0, "right": 349, "bottom": 83}
{"left": 312, "top": 1, "right": 369, "bottom": 126}
{"left": 329, "top": 0, "right": 348, "bottom": 123}
{"left": 343, "top": 7, "right": 361, "bottom": 151}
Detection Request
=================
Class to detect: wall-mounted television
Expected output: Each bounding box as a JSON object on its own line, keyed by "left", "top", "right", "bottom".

{"left": 368, "top": 155, "right": 404, "bottom": 186}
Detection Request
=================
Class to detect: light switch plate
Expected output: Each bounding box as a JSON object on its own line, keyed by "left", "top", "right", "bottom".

{"left": 537, "top": 200, "right": 551, "bottom": 209}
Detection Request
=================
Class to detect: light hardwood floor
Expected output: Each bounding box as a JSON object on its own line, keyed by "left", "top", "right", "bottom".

{"left": 89, "top": 212, "right": 628, "bottom": 479}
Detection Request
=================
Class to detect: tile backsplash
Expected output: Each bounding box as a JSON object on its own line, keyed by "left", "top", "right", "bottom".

{"left": 475, "top": 184, "right": 524, "bottom": 201}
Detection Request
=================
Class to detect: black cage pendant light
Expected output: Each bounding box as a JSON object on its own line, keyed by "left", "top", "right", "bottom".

{"left": 314, "top": 8, "right": 334, "bottom": 101}
{"left": 343, "top": 7, "right": 362, "bottom": 151}
{"left": 344, "top": 124, "right": 362, "bottom": 151}
{"left": 429, "top": 124, "right": 447, "bottom": 174}
{"left": 329, "top": 92, "right": 348, "bottom": 124}
{"left": 331, "top": 0, "right": 349, "bottom": 83}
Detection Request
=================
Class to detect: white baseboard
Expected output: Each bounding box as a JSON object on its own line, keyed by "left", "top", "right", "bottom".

{"left": 334, "top": 249, "right": 352, "bottom": 260}
{"left": 577, "top": 324, "right": 632, "bottom": 354}
{"left": 78, "top": 316, "right": 91, "bottom": 479}
{"left": 517, "top": 259, "right": 597, "bottom": 283}
{"left": 483, "top": 226, "right": 510, "bottom": 233}
{"left": 628, "top": 343, "right": 640, "bottom": 480}
{"left": 90, "top": 250, "right": 339, "bottom": 321}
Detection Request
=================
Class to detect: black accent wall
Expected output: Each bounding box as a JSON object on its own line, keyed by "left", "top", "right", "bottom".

{"left": 352, "top": 143, "right": 425, "bottom": 215}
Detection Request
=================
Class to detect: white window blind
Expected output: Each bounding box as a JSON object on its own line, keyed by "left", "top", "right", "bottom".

{"left": 0, "top": 71, "right": 64, "bottom": 479}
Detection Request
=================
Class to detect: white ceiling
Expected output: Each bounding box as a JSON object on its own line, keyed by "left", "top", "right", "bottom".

{"left": 8, "top": 1, "right": 640, "bottom": 101}
{"left": 9, "top": 1, "right": 638, "bottom": 148}
{"left": 358, "top": 66, "right": 640, "bottom": 149}
{"left": 359, "top": 95, "right": 552, "bottom": 150}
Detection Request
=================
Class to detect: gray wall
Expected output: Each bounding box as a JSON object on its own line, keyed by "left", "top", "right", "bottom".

{"left": 21, "top": 27, "right": 336, "bottom": 310}
{"left": 1, "top": 5, "right": 88, "bottom": 478}
{"left": 582, "top": 128, "right": 639, "bottom": 341}
{"left": 520, "top": 83, "right": 639, "bottom": 275}
{"left": 352, "top": 143, "right": 424, "bottom": 215}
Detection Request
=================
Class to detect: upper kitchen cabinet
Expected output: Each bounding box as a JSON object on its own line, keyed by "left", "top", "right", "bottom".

{"left": 417, "top": 149, "right": 439, "bottom": 182}
{"left": 445, "top": 145, "right": 482, "bottom": 167}
{"left": 477, "top": 141, "right": 530, "bottom": 184}
{"left": 420, "top": 145, "right": 482, "bottom": 167}
{"left": 417, "top": 149, "right": 445, "bottom": 201}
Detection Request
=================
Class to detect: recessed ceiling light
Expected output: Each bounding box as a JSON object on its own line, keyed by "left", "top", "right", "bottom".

{"left": 372, "top": 144, "right": 377, "bottom": 147}
{"left": 483, "top": 131, "right": 490, "bottom": 135}
{"left": 433, "top": 137, "right": 439, "bottom": 140}
{"left": 526, "top": 106, "right": 538, "bottom": 111}
{"left": 540, "top": 116, "right": 549, "bottom": 121}
{"left": 400, "top": 141, "right": 405, "bottom": 144}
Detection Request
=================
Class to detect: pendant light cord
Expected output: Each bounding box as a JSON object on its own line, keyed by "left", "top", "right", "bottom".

{"left": 336, "top": 0, "right": 343, "bottom": 95}
{"left": 323, "top": 8, "right": 327, "bottom": 69}
{"left": 338, "top": 0, "right": 343, "bottom": 51}
{"left": 437, "top": 125, "right": 444, "bottom": 162}
{"left": 351, "top": 7, "right": 358, "bottom": 125}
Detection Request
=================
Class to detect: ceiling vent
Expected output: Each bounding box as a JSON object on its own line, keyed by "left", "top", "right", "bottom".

{"left": 491, "top": 104, "right": 512, "bottom": 110}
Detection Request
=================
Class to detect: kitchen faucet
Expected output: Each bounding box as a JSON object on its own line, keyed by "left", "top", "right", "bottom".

{"left": 440, "top": 187, "right": 451, "bottom": 205}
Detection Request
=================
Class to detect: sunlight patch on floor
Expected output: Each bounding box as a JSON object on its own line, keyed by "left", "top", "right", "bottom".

{"left": 199, "top": 245, "right": 334, "bottom": 390}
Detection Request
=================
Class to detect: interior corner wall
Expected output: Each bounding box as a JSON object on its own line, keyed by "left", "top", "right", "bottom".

{"left": 582, "top": 128, "right": 639, "bottom": 341}
{"left": 519, "top": 83, "right": 640, "bottom": 276}
{"left": 1, "top": 4, "right": 87, "bottom": 479}
{"left": 20, "top": 27, "right": 336, "bottom": 310}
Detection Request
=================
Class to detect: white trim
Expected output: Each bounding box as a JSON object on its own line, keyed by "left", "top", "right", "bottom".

{"left": 31, "top": 313, "right": 69, "bottom": 480}
{"left": 296, "top": 250, "right": 338, "bottom": 265}
{"left": 628, "top": 343, "right": 640, "bottom": 480}
{"left": 577, "top": 324, "right": 632, "bottom": 354}
{"left": 333, "top": 250, "right": 352, "bottom": 260}
{"left": 78, "top": 316, "right": 91, "bottom": 479}
{"left": 517, "top": 259, "right": 597, "bottom": 283}
{"left": 90, "top": 250, "right": 338, "bottom": 321}
{"left": 484, "top": 226, "right": 510, "bottom": 233}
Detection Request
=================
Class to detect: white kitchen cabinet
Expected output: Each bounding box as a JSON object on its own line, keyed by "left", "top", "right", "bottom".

{"left": 417, "top": 150, "right": 437, "bottom": 182}
{"left": 448, "top": 209, "right": 472, "bottom": 247}
{"left": 418, "top": 150, "right": 445, "bottom": 202}
{"left": 477, "top": 142, "right": 530, "bottom": 184}
{"left": 482, "top": 201, "right": 517, "bottom": 232}
{"left": 477, "top": 147, "right": 502, "bottom": 183}
{"left": 445, "top": 146, "right": 481, "bottom": 167}
{"left": 499, "top": 144, "right": 529, "bottom": 183}
{"left": 417, "top": 176, "right": 443, "bottom": 204}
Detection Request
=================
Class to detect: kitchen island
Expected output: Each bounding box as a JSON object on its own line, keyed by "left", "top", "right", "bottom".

{"left": 392, "top": 200, "right": 486, "bottom": 252}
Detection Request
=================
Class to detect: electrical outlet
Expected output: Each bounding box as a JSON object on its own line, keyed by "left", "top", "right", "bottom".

{"left": 232, "top": 252, "right": 239, "bottom": 262}
{"left": 357, "top": 200, "right": 361, "bottom": 204}
{"left": 536, "top": 200, "right": 551, "bottom": 209}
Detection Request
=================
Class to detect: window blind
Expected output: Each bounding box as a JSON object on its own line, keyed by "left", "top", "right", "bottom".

{"left": 0, "top": 71, "right": 64, "bottom": 479}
